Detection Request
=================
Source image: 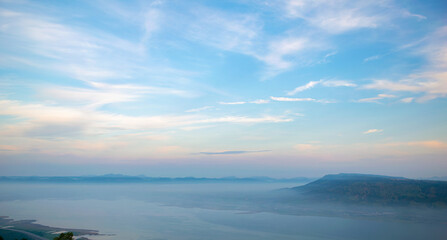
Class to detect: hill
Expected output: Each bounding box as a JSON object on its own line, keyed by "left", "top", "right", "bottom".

{"left": 292, "top": 173, "right": 447, "bottom": 206}
{"left": 0, "top": 175, "right": 312, "bottom": 184}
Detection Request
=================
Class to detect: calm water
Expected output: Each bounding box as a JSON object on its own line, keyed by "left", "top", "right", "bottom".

{"left": 1, "top": 183, "right": 446, "bottom": 240}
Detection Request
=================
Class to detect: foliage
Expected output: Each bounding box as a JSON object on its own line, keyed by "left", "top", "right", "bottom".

{"left": 53, "top": 232, "right": 73, "bottom": 240}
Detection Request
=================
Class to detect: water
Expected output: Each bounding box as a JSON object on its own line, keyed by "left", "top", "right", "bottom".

{"left": 1, "top": 183, "right": 446, "bottom": 240}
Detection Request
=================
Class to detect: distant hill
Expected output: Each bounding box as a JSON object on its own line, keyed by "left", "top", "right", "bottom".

{"left": 424, "top": 176, "right": 447, "bottom": 181}
{"left": 292, "top": 173, "right": 447, "bottom": 206}
{"left": 0, "top": 175, "right": 312, "bottom": 184}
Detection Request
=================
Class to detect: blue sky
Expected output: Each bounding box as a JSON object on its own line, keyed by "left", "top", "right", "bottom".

{"left": 0, "top": 0, "right": 446, "bottom": 177}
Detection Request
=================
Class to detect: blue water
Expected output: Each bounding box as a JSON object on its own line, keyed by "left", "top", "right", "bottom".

{"left": 0, "top": 183, "right": 446, "bottom": 240}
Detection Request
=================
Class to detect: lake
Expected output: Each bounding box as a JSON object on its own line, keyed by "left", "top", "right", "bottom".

{"left": 1, "top": 182, "right": 446, "bottom": 240}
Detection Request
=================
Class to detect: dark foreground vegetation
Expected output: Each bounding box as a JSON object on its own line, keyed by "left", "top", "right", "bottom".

{"left": 0, "top": 217, "right": 99, "bottom": 240}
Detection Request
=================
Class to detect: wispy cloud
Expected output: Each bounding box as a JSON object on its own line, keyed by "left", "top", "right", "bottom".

{"left": 219, "top": 99, "right": 270, "bottom": 105}
{"left": 250, "top": 99, "right": 270, "bottom": 104}
{"left": 322, "top": 80, "right": 357, "bottom": 87}
{"left": 400, "top": 97, "right": 414, "bottom": 103}
{"left": 364, "top": 55, "right": 381, "bottom": 62}
{"left": 258, "top": 37, "right": 311, "bottom": 71}
{"left": 288, "top": 79, "right": 356, "bottom": 95}
{"left": 40, "top": 82, "right": 191, "bottom": 108}
{"left": 287, "top": 80, "right": 321, "bottom": 95}
{"left": 185, "top": 106, "right": 214, "bottom": 113}
{"left": 383, "top": 140, "right": 447, "bottom": 149}
{"left": 185, "top": 7, "right": 261, "bottom": 53}
{"left": 270, "top": 96, "right": 315, "bottom": 102}
{"left": 219, "top": 101, "right": 247, "bottom": 105}
{"left": 363, "top": 129, "right": 383, "bottom": 134}
{"left": 364, "top": 26, "right": 447, "bottom": 102}
{"left": 283, "top": 0, "right": 424, "bottom": 34}
{"left": 0, "top": 100, "right": 293, "bottom": 138}
{"left": 357, "top": 94, "right": 396, "bottom": 103}
{"left": 294, "top": 143, "right": 320, "bottom": 151}
{"left": 197, "top": 150, "right": 271, "bottom": 155}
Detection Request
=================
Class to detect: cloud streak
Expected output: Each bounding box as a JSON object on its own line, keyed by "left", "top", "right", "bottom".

{"left": 270, "top": 96, "right": 315, "bottom": 102}
{"left": 358, "top": 94, "right": 396, "bottom": 103}
{"left": 288, "top": 80, "right": 357, "bottom": 95}
{"left": 197, "top": 150, "right": 271, "bottom": 155}
{"left": 364, "top": 129, "right": 383, "bottom": 134}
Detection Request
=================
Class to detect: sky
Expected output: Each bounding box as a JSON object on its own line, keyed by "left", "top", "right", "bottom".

{"left": 0, "top": 0, "right": 446, "bottom": 178}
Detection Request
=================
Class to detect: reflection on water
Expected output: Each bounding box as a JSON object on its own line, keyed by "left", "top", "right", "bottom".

{"left": 0, "top": 183, "right": 446, "bottom": 240}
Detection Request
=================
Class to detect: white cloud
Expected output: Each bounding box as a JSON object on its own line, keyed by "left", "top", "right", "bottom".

{"left": 358, "top": 93, "right": 396, "bottom": 103}
{"left": 175, "top": 7, "right": 326, "bottom": 77}
{"left": 185, "top": 7, "right": 260, "bottom": 53}
{"left": 270, "top": 96, "right": 315, "bottom": 102}
{"left": 287, "top": 79, "right": 357, "bottom": 96}
{"left": 364, "top": 55, "right": 381, "bottom": 62}
{"left": 258, "top": 37, "right": 310, "bottom": 71}
{"left": 219, "top": 99, "right": 270, "bottom": 105}
{"left": 287, "top": 80, "right": 321, "bottom": 95}
{"left": 294, "top": 143, "right": 320, "bottom": 151}
{"left": 321, "top": 80, "right": 357, "bottom": 87}
{"left": 219, "top": 101, "right": 247, "bottom": 105}
{"left": 250, "top": 99, "right": 270, "bottom": 104}
{"left": 364, "top": 129, "right": 383, "bottom": 134}
{"left": 400, "top": 97, "right": 414, "bottom": 103}
{"left": 185, "top": 106, "right": 214, "bottom": 113}
{"left": 285, "top": 0, "right": 382, "bottom": 33}
{"left": 39, "top": 81, "right": 191, "bottom": 109}
{"left": 283, "top": 0, "right": 424, "bottom": 34}
{"left": 364, "top": 26, "right": 447, "bottom": 102}
{"left": 0, "top": 100, "right": 293, "bottom": 138}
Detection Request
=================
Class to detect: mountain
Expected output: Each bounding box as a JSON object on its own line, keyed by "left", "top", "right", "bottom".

{"left": 0, "top": 175, "right": 312, "bottom": 184}
{"left": 291, "top": 173, "right": 447, "bottom": 206}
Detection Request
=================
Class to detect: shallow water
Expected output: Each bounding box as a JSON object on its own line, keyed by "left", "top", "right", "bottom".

{"left": 0, "top": 183, "right": 446, "bottom": 240}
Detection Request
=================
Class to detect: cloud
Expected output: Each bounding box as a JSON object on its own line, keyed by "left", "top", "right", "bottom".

{"left": 407, "top": 141, "right": 447, "bottom": 149}
{"left": 364, "top": 55, "right": 381, "bottom": 62}
{"left": 287, "top": 79, "right": 357, "bottom": 95}
{"left": 173, "top": 7, "right": 327, "bottom": 78}
{"left": 364, "top": 26, "right": 447, "bottom": 102}
{"left": 283, "top": 0, "right": 424, "bottom": 34}
{"left": 185, "top": 106, "right": 214, "bottom": 113}
{"left": 185, "top": 7, "right": 260, "bottom": 53}
{"left": 284, "top": 0, "right": 382, "bottom": 33}
{"left": 195, "top": 116, "right": 292, "bottom": 124}
{"left": 219, "top": 99, "right": 270, "bottom": 105}
{"left": 0, "top": 9, "right": 142, "bottom": 75}
{"left": 363, "top": 129, "right": 383, "bottom": 134}
{"left": 287, "top": 80, "right": 321, "bottom": 95}
{"left": 250, "top": 99, "right": 270, "bottom": 104}
{"left": 358, "top": 94, "right": 396, "bottom": 103}
{"left": 400, "top": 97, "right": 414, "bottom": 103}
{"left": 294, "top": 144, "right": 320, "bottom": 151}
{"left": 258, "top": 37, "right": 310, "bottom": 71}
{"left": 270, "top": 96, "right": 315, "bottom": 102}
{"left": 39, "top": 81, "right": 192, "bottom": 108}
{"left": 0, "top": 145, "right": 19, "bottom": 151}
{"left": 0, "top": 100, "right": 293, "bottom": 138}
{"left": 321, "top": 80, "right": 357, "bottom": 87}
{"left": 197, "top": 150, "right": 271, "bottom": 155}
{"left": 383, "top": 140, "right": 447, "bottom": 149}
{"left": 219, "top": 101, "right": 247, "bottom": 105}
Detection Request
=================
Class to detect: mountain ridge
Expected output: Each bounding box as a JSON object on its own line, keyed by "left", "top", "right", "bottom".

{"left": 291, "top": 173, "right": 447, "bottom": 206}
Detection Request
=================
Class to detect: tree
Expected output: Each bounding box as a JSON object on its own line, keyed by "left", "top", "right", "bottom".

{"left": 53, "top": 232, "right": 73, "bottom": 240}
